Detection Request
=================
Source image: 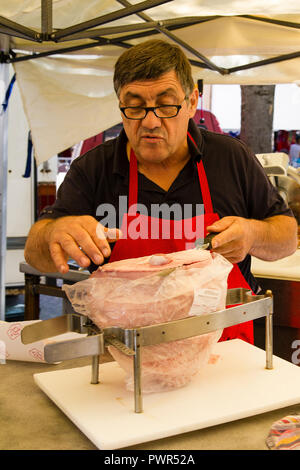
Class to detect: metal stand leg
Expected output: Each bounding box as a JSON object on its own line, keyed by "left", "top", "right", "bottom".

{"left": 24, "top": 273, "right": 40, "bottom": 320}
{"left": 91, "top": 355, "right": 99, "bottom": 384}
{"left": 0, "top": 52, "right": 9, "bottom": 321}
{"left": 133, "top": 332, "right": 142, "bottom": 413}
{"left": 265, "top": 290, "right": 273, "bottom": 370}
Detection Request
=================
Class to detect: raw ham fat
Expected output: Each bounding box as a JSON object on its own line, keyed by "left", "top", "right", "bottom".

{"left": 63, "top": 249, "right": 232, "bottom": 393}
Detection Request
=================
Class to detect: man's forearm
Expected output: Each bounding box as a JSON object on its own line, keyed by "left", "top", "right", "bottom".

{"left": 248, "top": 215, "right": 298, "bottom": 261}
{"left": 25, "top": 215, "right": 122, "bottom": 274}
{"left": 24, "top": 219, "right": 58, "bottom": 272}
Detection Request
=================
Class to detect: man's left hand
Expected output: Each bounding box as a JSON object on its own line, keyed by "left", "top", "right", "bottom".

{"left": 207, "top": 214, "right": 298, "bottom": 264}
{"left": 206, "top": 216, "right": 254, "bottom": 263}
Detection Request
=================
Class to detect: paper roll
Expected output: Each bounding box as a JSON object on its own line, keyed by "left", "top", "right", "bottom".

{"left": 0, "top": 320, "right": 85, "bottom": 363}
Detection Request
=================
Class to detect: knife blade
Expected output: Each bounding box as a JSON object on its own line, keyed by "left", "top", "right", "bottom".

{"left": 195, "top": 232, "right": 218, "bottom": 250}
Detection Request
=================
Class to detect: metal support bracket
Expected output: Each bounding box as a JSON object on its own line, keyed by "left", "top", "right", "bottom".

{"left": 21, "top": 288, "right": 274, "bottom": 413}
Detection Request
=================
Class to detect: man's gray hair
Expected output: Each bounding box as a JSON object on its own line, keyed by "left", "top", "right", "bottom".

{"left": 113, "top": 39, "right": 195, "bottom": 98}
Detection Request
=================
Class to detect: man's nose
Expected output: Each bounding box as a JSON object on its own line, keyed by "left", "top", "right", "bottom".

{"left": 141, "top": 109, "right": 162, "bottom": 128}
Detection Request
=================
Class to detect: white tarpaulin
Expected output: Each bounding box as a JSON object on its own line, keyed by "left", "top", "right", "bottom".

{"left": 14, "top": 54, "right": 122, "bottom": 163}
{"left": 1, "top": 0, "right": 299, "bottom": 163}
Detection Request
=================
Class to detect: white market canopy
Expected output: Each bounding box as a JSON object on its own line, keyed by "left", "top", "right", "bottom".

{"left": 1, "top": 0, "right": 300, "bottom": 164}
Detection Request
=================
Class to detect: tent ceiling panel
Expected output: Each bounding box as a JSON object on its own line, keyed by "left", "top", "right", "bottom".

{"left": 167, "top": 17, "right": 300, "bottom": 56}
{"left": 121, "top": 17, "right": 300, "bottom": 64}
{"left": 3, "top": 0, "right": 300, "bottom": 27}
{"left": 8, "top": 15, "right": 300, "bottom": 64}
{"left": 137, "top": 0, "right": 300, "bottom": 17}
{"left": 1, "top": 0, "right": 142, "bottom": 29}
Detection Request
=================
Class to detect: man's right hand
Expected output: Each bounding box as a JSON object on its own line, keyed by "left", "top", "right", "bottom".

{"left": 25, "top": 216, "right": 122, "bottom": 274}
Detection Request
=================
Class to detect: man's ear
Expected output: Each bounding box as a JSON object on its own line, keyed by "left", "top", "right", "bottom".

{"left": 188, "top": 87, "right": 199, "bottom": 118}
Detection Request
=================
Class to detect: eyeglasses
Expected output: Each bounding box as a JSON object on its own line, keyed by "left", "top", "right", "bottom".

{"left": 120, "top": 98, "right": 187, "bottom": 120}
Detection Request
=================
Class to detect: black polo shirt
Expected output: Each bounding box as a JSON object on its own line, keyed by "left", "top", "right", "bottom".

{"left": 40, "top": 119, "right": 294, "bottom": 292}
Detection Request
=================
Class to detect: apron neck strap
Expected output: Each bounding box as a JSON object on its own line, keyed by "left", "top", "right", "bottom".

{"left": 128, "top": 133, "right": 214, "bottom": 214}
{"left": 187, "top": 131, "right": 213, "bottom": 214}
{"left": 128, "top": 147, "right": 138, "bottom": 214}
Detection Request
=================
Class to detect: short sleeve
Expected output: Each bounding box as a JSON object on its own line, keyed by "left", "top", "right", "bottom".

{"left": 39, "top": 158, "right": 94, "bottom": 220}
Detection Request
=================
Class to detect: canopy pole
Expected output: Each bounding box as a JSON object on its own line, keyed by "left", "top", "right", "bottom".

{"left": 54, "top": 17, "right": 208, "bottom": 42}
{"left": 41, "top": 0, "right": 53, "bottom": 40}
{"left": 51, "top": 0, "right": 172, "bottom": 41}
{"left": 0, "top": 34, "right": 10, "bottom": 321}
{"left": 0, "top": 16, "right": 40, "bottom": 42}
{"left": 229, "top": 51, "right": 300, "bottom": 73}
{"left": 241, "top": 15, "right": 300, "bottom": 30}
{"left": 8, "top": 37, "right": 131, "bottom": 64}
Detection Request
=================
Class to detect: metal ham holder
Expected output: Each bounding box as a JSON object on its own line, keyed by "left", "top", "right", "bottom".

{"left": 21, "top": 288, "right": 273, "bottom": 413}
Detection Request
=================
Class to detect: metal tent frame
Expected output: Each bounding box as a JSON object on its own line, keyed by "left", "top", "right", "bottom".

{"left": 0, "top": 1, "right": 299, "bottom": 71}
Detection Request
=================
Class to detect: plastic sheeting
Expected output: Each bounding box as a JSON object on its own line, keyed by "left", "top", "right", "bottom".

{"left": 1, "top": 0, "right": 299, "bottom": 163}
{"left": 63, "top": 249, "right": 233, "bottom": 392}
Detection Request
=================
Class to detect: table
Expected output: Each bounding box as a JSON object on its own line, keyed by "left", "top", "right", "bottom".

{"left": 1, "top": 356, "right": 300, "bottom": 451}
{"left": 251, "top": 249, "right": 300, "bottom": 282}
{"left": 12, "top": 260, "right": 299, "bottom": 450}
{"left": 251, "top": 250, "right": 300, "bottom": 360}
{"left": 19, "top": 261, "right": 89, "bottom": 321}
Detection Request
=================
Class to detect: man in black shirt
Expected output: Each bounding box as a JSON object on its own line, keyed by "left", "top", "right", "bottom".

{"left": 25, "top": 39, "right": 297, "bottom": 294}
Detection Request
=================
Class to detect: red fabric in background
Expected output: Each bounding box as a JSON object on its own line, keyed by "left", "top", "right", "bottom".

{"left": 274, "top": 130, "right": 300, "bottom": 153}
{"left": 193, "top": 110, "right": 223, "bottom": 133}
{"left": 80, "top": 133, "right": 103, "bottom": 155}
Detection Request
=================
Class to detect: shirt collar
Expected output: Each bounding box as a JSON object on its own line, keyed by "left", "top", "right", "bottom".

{"left": 112, "top": 118, "right": 203, "bottom": 176}
{"left": 187, "top": 119, "right": 203, "bottom": 163}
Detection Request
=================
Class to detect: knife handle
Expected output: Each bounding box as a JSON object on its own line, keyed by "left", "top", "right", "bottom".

{"left": 204, "top": 232, "right": 218, "bottom": 249}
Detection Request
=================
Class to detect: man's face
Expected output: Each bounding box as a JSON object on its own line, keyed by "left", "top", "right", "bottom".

{"left": 119, "top": 70, "right": 198, "bottom": 166}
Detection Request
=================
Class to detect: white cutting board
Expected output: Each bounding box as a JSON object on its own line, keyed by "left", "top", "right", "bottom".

{"left": 34, "top": 339, "right": 300, "bottom": 450}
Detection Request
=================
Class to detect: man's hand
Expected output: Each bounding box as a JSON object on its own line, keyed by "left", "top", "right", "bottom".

{"left": 206, "top": 217, "right": 254, "bottom": 264}
{"left": 207, "top": 215, "right": 298, "bottom": 264}
{"left": 25, "top": 216, "right": 122, "bottom": 274}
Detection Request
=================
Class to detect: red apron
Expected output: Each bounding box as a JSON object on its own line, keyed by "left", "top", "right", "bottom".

{"left": 110, "top": 134, "right": 254, "bottom": 344}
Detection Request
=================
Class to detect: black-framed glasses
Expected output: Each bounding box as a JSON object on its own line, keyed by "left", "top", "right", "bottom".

{"left": 120, "top": 98, "right": 187, "bottom": 120}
